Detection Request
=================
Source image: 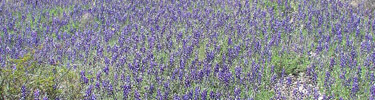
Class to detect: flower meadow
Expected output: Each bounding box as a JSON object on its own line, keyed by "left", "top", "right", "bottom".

{"left": 1, "top": 0, "right": 375, "bottom": 99}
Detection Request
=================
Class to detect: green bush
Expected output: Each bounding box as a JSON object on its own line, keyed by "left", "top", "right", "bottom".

{"left": 0, "top": 48, "right": 82, "bottom": 99}
{"left": 272, "top": 51, "right": 310, "bottom": 76}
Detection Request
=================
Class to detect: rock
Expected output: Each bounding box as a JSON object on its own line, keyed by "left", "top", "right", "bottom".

{"left": 272, "top": 72, "right": 323, "bottom": 100}
{"left": 80, "top": 12, "right": 95, "bottom": 27}
{"left": 347, "top": 0, "right": 375, "bottom": 11}
{"left": 350, "top": 0, "right": 359, "bottom": 7}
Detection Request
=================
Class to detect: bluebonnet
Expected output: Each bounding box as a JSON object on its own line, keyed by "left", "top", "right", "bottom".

{"left": 209, "top": 91, "right": 215, "bottom": 99}
{"left": 91, "top": 93, "right": 96, "bottom": 100}
{"left": 81, "top": 70, "right": 88, "bottom": 84}
{"left": 123, "top": 84, "right": 131, "bottom": 99}
{"left": 351, "top": 77, "right": 359, "bottom": 96}
{"left": 43, "top": 96, "right": 48, "bottom": 100}
{"left": 157, "top": 89, "right": 163, "bottom": 100}
{"left": 174, "top": 95, "right": 181, "bottom": 100}
{"left": 329, "top": 58, "right": 335, "bottom": 69}
{"left": 194, "top": 87, "right": 200, "bottom": 100}
{"left": 21, "top": 85, "right": 27, "bottom": 99}
{"left": 34, "top": 89, "right": 40, "bottom": 100}
{"left": 134, "top": 90, "right": 140, "bottom": 100}
{"left": 96, "top": 72, "right": 101, "bottom": 81}
{"left": 370, "top": 85, "right": 375, "bottom": 100}
{"left": 234, "top": 87, "right": 241, "bottom": 99}
{"left": 287, "top": 77, "right": 292, "bottom": 86}
{"left": 201, "top": 89, "right": 207, "bottom": 100}
{"left": 85, "top": 85, "right": 93, "bottom": 98}
{"left": 324, "top": 71, "right": 331, "bottom": 89}
{"left": 149, "top": 84, "right": 155, "bottom": 95}
{"left": 95, "top": 81, "right": 100, "bottom": 90}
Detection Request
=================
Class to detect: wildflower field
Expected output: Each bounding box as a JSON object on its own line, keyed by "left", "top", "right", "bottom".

{"left": 1, "top": 0, "right": 375, "bottom": 99}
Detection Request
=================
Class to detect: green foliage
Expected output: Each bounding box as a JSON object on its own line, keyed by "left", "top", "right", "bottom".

{"left": 0, "top": 48, "right": 82, "bottom": 99}
{"left": 272, "top": 51, "right": 310, "bottom": 76}
{"left": 255, "top": 88, "right": 275, "bottom": 100}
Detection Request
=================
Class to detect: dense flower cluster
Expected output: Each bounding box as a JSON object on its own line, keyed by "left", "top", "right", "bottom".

{"left": 1, "top": 0, "right": 375, "bottom": 99}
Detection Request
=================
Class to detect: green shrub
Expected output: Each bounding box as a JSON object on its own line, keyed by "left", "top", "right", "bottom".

{"left": 272, "top": 51, "right": 310, "bottom": 76}
{"left": 0, "top": 48, "right": 82, "bottom": 99}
